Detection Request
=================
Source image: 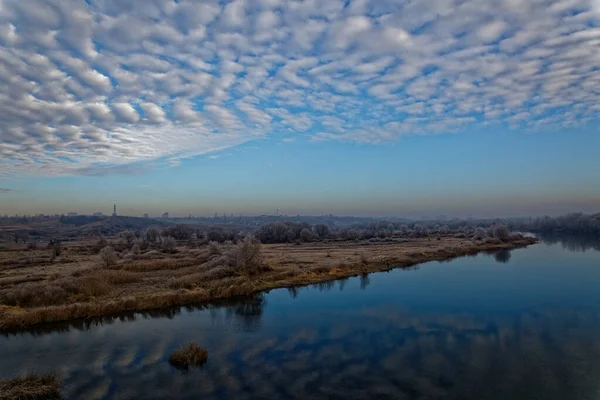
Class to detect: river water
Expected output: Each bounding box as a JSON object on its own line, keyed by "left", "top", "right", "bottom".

{"left": 2, "top": 236, "right": 600, "bottom": 399}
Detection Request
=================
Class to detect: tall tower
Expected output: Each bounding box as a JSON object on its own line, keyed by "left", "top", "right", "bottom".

{"left": 113, "top": 203, "right": 117, "bottom": 217}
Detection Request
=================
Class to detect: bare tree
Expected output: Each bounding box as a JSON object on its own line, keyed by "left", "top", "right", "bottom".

{"left": 346, "top": 228, "right": 360, "bottom": 240}
{"left": 472, "top": 227, "right": 487, "bottom": 240}
{"left": 145, "top": 227, "right": 159, "bottom": 243}
{"left": 122, "top": 230, "right": 135, "bottom": 245}
{"left": 230, "top": 236, "right": 263, "bottom": 274}
{"left": 165, "top": 224, "right": 194, "bottom": 240}
{"left": 161, "top": 236, "right": 177, "bottom": 252}
{"left": 492, "top": 224, "right": 510, "bottom": 239}
{"left": 300, "top": 228, "right": 314, "bottom": 242}
{"left": 99, "top": 246, "right": 118, "bottom": 268}
{"left": 314, "top": 224, "right": 330, "bottom": 239}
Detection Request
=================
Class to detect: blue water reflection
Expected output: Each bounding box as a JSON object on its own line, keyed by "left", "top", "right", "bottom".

{"left": 1, "top": 236, "right": 600, "bottom": 399}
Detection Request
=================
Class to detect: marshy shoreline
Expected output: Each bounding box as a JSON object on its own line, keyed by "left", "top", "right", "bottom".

{"left": 0, "top": 236, "right": 537, "bottom": 332}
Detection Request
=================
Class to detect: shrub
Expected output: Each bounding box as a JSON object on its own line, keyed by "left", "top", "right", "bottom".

{"left": 229, "top": 236, "right": 263, "bottom": 274}
{"left": 138, "top": 239, "right": 149, "bottom": 251}
{"left": 99, "top": 246, "right": 118, "bottom": 268}
{"left": 26, "top": 242, "right": 37, "bottom": 250}
{"left": 346, "top": 228, "right": 360, "bottom": 240}
{"left": 131, "top": 244, "right": 141, "bottom": 255}
{"left": 208, "top": 241, "right": 222, "bottom": 257}
{"left": 52, "top": 241, "right": 62, "bottom": 257}
{"left": 169, "top": 343, "right": 208, "bottom": 369}
{"left": 161, "top": 236, "right": 177, "bottom": 252}
{"left": 300, "top": 228, "right": 314, "bottom": 242}
{"left": 360, "top": 250, "right": 371, "bottom": 264}
{"left": 492, "top": 224, "right": 510, "bottom": 239}
{"left": 472, "top": 228, "right": 487, "bottom": 240}
{"left": 145, "top": 227, "right": 160, "bottom": 243}
{"left": 122, "top": 230, "right": 135, "bottom": 245}
{"left": 1, "top": 284, "right": 70, "bottom": 307}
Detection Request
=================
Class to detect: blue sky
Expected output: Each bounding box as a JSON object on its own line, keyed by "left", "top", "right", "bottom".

{"left": 0, "top": 0, "right": 599, "bottom": 217}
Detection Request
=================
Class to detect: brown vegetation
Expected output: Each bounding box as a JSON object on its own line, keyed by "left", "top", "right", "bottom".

{"left": 0, "top": 373, "right": 60, "bottom": 400}
{"left": 168, "top": 343, "right": 208, "bottom": 369}
{"left": 0, "top": 235, "right": 537, "bottom": 331}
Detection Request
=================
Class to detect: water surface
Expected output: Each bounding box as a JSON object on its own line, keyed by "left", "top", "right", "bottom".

{"left": 2, "top": 236, "right": 600, "bottom": 399}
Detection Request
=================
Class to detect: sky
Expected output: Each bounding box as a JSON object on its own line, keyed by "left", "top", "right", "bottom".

{"left": 0, "top": 0, "right": 599, "bottom": 218}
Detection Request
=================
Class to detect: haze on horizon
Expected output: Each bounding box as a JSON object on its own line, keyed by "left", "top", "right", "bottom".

{"left": 0, "top": 0, "right": 599, "bottom": 218}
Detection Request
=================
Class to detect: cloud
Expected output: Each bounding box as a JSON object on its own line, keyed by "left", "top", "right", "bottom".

{"left": 0, "top": 188, "right": 11, "bottom": 193}
{"left": 140, "top": 102, "right": 166, "bottom": 124}
{"left": 0, "top": 0, "right": 598, "bottom": 176}
{"left": 112, "top": 103, "right": 140, "bottom": 124}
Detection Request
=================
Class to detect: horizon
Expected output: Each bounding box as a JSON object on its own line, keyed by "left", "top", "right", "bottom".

{"left": 3, "top": 209, "right": 597, "bottom": 221}
{"left": 1, "top": 0, "right": 599, "bottom": 216}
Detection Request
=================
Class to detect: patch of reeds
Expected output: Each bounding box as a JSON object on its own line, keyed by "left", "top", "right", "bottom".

{"left": 0, "top": 275, "right": 111, "bottom": 307}
{"left": 0, "top": 372, "right": 60, "bottom": 400}
{"left": 169, "top": 343, "right": 208, "bottom": 369}
{"left": 168, "top": 343, "right": 208, "bottom": 369}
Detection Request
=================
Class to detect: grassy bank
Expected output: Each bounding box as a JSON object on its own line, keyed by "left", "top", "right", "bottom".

{"left": 0, "top": 373, "right": 60, "bottom": 400}
{"left": 0, "top": 236, "right": 536, "bottom": 331}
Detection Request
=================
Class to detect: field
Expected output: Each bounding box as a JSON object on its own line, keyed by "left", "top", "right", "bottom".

{"left": 0, "top": 235, "right": 536, "bottom": 331}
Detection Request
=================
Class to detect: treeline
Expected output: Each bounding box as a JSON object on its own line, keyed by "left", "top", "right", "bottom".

{"left": 254, "top": 221, "right": 513, "bottom": 244}
{"left": 510, "top": 213, "right": 600, "bottom": 234}
{"left": 141, "top": 225, "right": 240, "bottom": 244}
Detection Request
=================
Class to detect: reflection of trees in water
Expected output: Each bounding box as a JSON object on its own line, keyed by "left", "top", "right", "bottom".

{"left": 312, "top": 281, "right": 335, "bottom": 292}
{"left": 5, "top": 296, "right": 268, "bottom": 337}
{"left": 538, "top": 233, "right": 600, "bottom": 252}
{"left": 360, "top": 273, "right": 370, "bottom": 290}
{"left": 224, "top": 294, "right": 266, "bottom": 332}
{"left": 2, "top": 307, "right": 186, "bottom": 337}
{"left": 287, "top": 287, "right": 299, "bottom": 299}
{"left": 493, "top": 249, "right": 511, "bottom": 263}
{"left": 481, "top": 249, "right": 512, "bottom": 264}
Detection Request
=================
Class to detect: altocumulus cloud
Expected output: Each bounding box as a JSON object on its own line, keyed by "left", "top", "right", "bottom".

{"left": 0, "top": 0, "right": 599, "bottom": 176}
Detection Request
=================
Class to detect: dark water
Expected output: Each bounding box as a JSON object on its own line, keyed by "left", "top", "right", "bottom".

{"left": 2, "top": 236, "right": 600, "bottom": 399}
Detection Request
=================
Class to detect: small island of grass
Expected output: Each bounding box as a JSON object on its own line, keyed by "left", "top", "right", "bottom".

{"left": 0, "top": 373, "right": 60, "bottom": 400}
{"left": 168, "top": 343, "right": 208, "bottom": 369}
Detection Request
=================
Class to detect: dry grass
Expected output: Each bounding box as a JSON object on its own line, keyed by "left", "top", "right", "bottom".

{"left": 359, "top": 250, "right": 372, "bottom": 264}
{"left": 0, "top": 236, "right": 537, "bottom": 331}
{"left": 121, "top": 258, "right": 198, "bottom": 272}
{"left": 0, "top": 373, "right": 60, "bottom": 400}
{"left": 0, "top": 275, "right": 110, "bottom": 307}
{"left": 168, "top": 343, "right": 208, "bottom": 369}
{"left": 88, "top": 269, "right": 141, "bottom": 285}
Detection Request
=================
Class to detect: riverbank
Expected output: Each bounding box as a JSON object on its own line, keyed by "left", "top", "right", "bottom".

{"left": 0, "top": 373, "right": 60, "bottom": 399}
{"left": 0, "top": 236, "right": 537, "bottom": 331}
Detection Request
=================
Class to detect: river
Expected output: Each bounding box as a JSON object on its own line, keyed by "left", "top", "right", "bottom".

{"left": 2, "top": 235, "right": 600, "bottom": 399}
